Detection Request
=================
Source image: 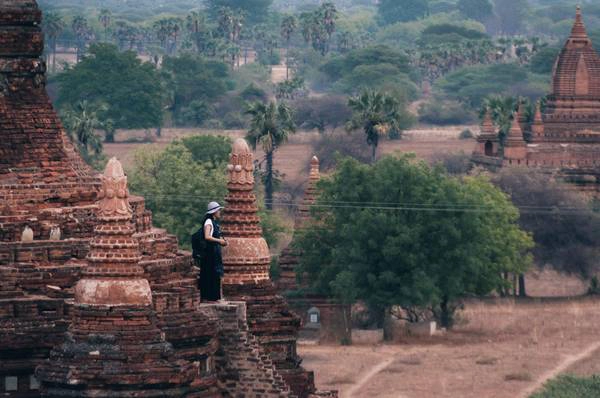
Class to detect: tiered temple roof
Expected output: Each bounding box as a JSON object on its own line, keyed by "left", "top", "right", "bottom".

{"left": 472, "top": 6, "right": 600, "bottom": 195}
{"left": 0, "top": 1, "right": 335, "bottom": 397}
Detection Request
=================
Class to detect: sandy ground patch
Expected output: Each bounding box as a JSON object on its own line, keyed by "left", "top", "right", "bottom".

{"left": 300, "top": 298, "right": 600, "bottom": 398}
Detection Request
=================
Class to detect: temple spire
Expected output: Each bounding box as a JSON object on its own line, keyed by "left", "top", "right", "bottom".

{"left": 506, "top": 112, "right": 526, "bottom": 145}
{"left": 569, "top": 6, "right": 590, "bottom": 42}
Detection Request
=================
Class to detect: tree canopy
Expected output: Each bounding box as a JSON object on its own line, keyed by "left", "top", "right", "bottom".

{"left": 296, "top": 155, "right": 533, "bottom": 328}
{"left": 56, "top": 44, "right": 163, "bottom": 129}
{"left": 377, "top": 0, "right": 430, "bottom": 25}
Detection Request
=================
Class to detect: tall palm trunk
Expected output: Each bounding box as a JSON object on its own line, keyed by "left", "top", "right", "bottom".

{"left": 265, "top": 150, "right": 274, "bottom": 210}
{"left": 371, "top": 143, "right": 377, "bottom": 164}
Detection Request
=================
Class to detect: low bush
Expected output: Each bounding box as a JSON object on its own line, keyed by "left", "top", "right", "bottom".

{"left": 530, "top": 375, "right": 600, "bottom": 398}
{"left": 419, "top": 99, "right": 477, "bottom": 125}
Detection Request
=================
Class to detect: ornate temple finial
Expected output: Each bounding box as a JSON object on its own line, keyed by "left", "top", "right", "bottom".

{"left": 309, "top": 156, "right": 320, "bottom": 181}
{"left": 481, "top": 108, "right": 495, "bottom": 134}
{"left": 569, "top": 5, "right": 589, "bottom": 41}
{"left": 227, "top": 138, "right": 254, "bottom": 186}
{"left": 98, "top": 157, "right": 131, "bottom": 218}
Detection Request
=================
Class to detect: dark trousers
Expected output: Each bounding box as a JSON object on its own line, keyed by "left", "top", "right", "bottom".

{"left": 199, "top": 256, "right": 221, "bottom": 301}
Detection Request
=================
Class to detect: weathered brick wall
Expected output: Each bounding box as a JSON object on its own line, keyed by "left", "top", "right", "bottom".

{"left": 213, "top": 302, "right": 292, "bottom": 398}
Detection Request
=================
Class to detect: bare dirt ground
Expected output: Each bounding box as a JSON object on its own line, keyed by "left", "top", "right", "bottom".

{"left": 104, "top": 126, "right": 476, "bottom": 182}
{"left": 300, "top": 298, "right": 600, "bottom": 398}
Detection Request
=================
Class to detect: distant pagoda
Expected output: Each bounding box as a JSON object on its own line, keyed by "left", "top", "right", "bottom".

{"left": 472, "top": 6, "right": 600, "bottom": 196}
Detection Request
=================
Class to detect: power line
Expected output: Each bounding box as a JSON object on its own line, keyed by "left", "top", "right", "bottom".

{"left": 133, "top": 193, "right": 598, "bottom": 216}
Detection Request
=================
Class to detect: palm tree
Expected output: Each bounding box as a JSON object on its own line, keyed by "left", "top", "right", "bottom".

{"left": 280, "top": 15, "right": 297, "bottom": 79}
{"left": 245, "top": 101, "right": 296, "bottom": 210}
{"left": 347, "top": 90, "right": 413, "bottom": 164}
{"left": 98, "top": 8, "right": 112, "bottom": 42}
{"left": 62, "top": 101, "right": 106, "bottom": 163}
{"left": 71, "top": 16, "right": 90, "bottom": 62}
{"left": 186, "top": 11, "right": 208, "bottom": 54}
{"left": 42, "top": 12, "right": 65, "bottom": 73}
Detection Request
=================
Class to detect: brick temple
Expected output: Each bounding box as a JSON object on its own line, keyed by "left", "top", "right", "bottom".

{"left": 0, "top": 1, "right": 335, "bottom": 397}
{"left": 275, "top": 157, "right": 349, "bottom": 344}
{"left": 473, "top": 6, "right": 600, "bottom": 195}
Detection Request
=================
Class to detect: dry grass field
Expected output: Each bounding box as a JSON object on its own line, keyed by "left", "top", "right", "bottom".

{"left": 104, "top": 126, "right": 477, "bottom": 181}
{"left": 300, "top": 298, "right": 600, "bottom": 398}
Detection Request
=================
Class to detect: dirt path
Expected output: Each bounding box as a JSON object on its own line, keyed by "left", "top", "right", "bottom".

{"left": 518, "top": 341, "right": 600, "bottom": 398}
{"left": 345, "top": 356, "right": 401, "bottom": 398}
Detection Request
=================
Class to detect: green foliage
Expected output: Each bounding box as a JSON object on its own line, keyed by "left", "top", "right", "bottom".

{"left": 320, "top": 46, "right": 418, "bottom": 98}
{"left": 161, "top": 54, "right": 233, "bottom": 123}
{"left": 206, "top": 0, "right": 273, "bottom": 23}
{"left": 179, "top": 135, "right": 232, "bottom": 167}
{"left": 459, "top": 129, "right": 474, "bottom": 139}
{"left": 493, "top": 0, "right": 529, "bottom": 35}
{"left": 421, "top": 23, "right": 488, "bottom": 41}
{"left": 418, "top": 99, "right": 477, "bottom": 125}
{"left": 437, "top": 63, "right": 547, "bottom": 108}
{"left": 347, "top": 90, "right": 415, "bottom": 162}
{"left": 56, "top": 44, "right": 163, "bottom": 129}
{"left": 529, "top": 47, "right": 561, "bottom": 75}
{"left": 246, "top": 101, "right": 296, "bottom": 209}
{"left": 457, "top": 0, "right": 493, "bottom": 22}
{"left": 293, "top": 95, "right": 352, "bottom": 134}
{"left": 296, "top": 155, "right": 533, "bottom": 328}
{"left": 378, "top": 0, "right": 430, "bottom": 25}
{"left": 61, "top": 100, "right": 106, "bottom": 169}
{"left": 493, "top": 168, "right": 600, "bottom": 277}
{"left": 530, "top": 375, "right": 600, "bottom": 398}
{"left": 128, "top": 142, "right": 228, "bottom": 248}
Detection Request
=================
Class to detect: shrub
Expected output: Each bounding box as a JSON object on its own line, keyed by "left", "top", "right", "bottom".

{"left": 530, "top": 375, "right": 600, "bottom": 398}
{"left": 311, "top": 132, "right": 372, "bottom": 171}
{"left": 459, "top": 129, "right": 474, "bottom": 139}
{"left": 493, "top": 168, "right": 600, "bottom": 277}
{"left": 418, "top": 99, "right": 477, "bottom": 125}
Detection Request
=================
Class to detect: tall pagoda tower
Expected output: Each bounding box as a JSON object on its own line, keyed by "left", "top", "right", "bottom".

{"left": 221, "top": 139, "right": 317, "bottom": 398}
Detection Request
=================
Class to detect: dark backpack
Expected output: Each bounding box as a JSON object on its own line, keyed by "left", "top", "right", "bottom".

{"left": 191, "top": 228, "right": 206, "bottom": 259}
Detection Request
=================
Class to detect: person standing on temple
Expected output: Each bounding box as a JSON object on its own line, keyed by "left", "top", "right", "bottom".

{"left": 194, "top": 201, "right": 227, "bottom": 302}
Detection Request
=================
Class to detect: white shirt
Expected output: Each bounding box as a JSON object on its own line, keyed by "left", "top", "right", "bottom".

{"left": 204, "top": 218, "right": 214, "bottom": 238}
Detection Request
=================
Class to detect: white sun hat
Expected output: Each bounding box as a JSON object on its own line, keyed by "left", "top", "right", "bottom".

{"left": 206, "top": 201, "right": 223, "bottom": 215}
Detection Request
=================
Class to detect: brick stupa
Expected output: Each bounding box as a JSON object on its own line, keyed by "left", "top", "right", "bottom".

{"left": 277, "top": 156, "right": 321, "bottom": 293}
{"left": 473, "top": 6, "right": 600, "bottom": 195}
{"left": 0, "top": 1, "right": 334, "bottom": 397}
{"left": 221, "top": 139, "right": 320, "bottom": 398}
{"left": 37, "top": 158, "right": 212, "bottom": 396}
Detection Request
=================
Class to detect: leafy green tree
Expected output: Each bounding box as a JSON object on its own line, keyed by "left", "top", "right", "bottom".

{"left": 529, "top": 46, "right": 560, "bottom": 75}
{"left": 457, "top": 0, "right": 493, "bottom": 22}
{"left": 245, "top": 101, "right": 296, "bottom": 210}
{"left": 71, "top": 15, "right": 91, "bottom": 62}
{"left": 493, "top": 0, "right": 529, "bottom": 35}
{"left": 378, "top": 0, "right": 429, "bottom": 25}
{"left": 98, "top": 9, "right": 112, "bottom": 42}
{"left": 129, "top": 135, "right": 283, "bottom": 248}
{"left": 129, "top": 142, "right": 228, "bottom": 248}
{"left": 281, "top": 15, "right": 297, "bottom": 79}
{"left": 61, "top": 100, "right": 106, "bottom": 167}
{"left": 347, "top": 90, "right": 414, "bottom": 163}
{"left": 436, "top": 63, "right": 543, "bottom": 108}
{"left": 42, "top": 12, "right": 65, "bottom": 74}
{"left": 161, "top": 54, "right": 232, "bottom": 122}
{"left": 179, "top": 135, "right": 232, "bottom": 168}
{"left": 296, "top": 155, "right": 533, "bottom": 329}
{"left": 57, "top": 44, "right": 164, "bottom": 131}
{"left": 206, "top": 0, "right": 273, "bottom": 23}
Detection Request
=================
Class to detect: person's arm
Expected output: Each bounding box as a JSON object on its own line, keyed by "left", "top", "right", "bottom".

{"left": 204, "top": 223, "right": 227, "bottom": 246}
